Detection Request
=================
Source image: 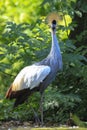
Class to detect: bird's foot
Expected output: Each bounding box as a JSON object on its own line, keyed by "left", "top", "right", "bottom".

{"left": 40, "top": 122, "right": 44, "bottom": 127}
{"left": 34, "top": 115, "right": 41, "bottom": 126}
{"left": 34, "top": 116, "right": 45, "bottom": 127}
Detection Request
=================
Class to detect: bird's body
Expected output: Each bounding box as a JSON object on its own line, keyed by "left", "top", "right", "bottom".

{"left": 6, "top": 18, "right": 62, "bottom": 125}
{"left": 11, "top": 65, "right": 51, "bottom": 91}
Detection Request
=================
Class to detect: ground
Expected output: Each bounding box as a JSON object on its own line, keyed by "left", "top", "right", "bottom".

{"left": 0, "top": 121, "right": 87, "bottom": 130}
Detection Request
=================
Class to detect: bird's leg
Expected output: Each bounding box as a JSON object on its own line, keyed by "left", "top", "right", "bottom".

{"left": 40, "top": 92, "right": 44, "bottom": 126}
{"left": 31, "top": 107, "right": 40, "bottom": 126}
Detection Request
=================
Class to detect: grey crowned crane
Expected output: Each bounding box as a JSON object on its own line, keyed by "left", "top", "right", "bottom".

{"left": 6, "top": 13, "right": 63, "bottom": 126}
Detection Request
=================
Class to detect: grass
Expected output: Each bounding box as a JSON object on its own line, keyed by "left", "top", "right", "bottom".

{"left": 12, "top": 127, "right": 87, "bottom": 130}
{"left": 32, "top": 128, "right": 87, "bottom": 130}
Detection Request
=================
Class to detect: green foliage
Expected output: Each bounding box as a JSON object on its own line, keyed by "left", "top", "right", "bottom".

{"left": 0, "top": 0, "right": 87, "bottom": 125}
{"left": 43, "top": 86, "right": 81, "bottom": 123}
{"left": 72, "top": 115, "right": 87, "bottom": 127}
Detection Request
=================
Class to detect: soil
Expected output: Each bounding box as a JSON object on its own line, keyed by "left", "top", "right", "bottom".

{"left": 0, "top": 120, "right": 59, "bottom": 129}
{"left": 0, "top": 120, "right": 78, "bottom": 130}
{"left": 0, "top": 120, "right": 34, "bottom": 129}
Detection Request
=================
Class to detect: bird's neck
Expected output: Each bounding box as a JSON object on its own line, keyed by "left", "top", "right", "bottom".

{"left": 48, "top": 29, "right": 63, "bottom": 70}
{"left": 50, "top": 30, "right": 61, "bottom": 56}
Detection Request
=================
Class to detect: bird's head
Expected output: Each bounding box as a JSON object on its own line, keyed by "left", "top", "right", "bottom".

{"left": 47, "top": 12, "right": 60, "bottom": 31}
{"left": 51, "top": 20, "right": 56, "bottom": 31}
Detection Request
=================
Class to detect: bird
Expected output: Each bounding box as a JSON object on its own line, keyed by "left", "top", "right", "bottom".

{"left": 5, "top": 13, "right": 63, "bottom": 126}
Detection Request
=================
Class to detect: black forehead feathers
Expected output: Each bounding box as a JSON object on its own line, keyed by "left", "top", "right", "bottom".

{"left": 52, "top": 20, "right": 56, "bottom": 24}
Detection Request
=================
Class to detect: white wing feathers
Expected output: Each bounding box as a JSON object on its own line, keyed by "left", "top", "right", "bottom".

{"left": 12, "top": 65, "right": 51, "bottom": 91}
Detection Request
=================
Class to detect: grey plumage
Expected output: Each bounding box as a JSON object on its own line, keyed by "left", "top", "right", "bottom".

{"left": 6, "top": 19, "right": 63, "bottom": 125}
{"left": 35, "top": 21, "right": 62, "bottom": 92}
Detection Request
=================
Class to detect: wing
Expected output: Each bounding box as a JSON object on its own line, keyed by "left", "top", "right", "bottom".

{"left": 12, "top": 65, "right": 51, "bottom": 91}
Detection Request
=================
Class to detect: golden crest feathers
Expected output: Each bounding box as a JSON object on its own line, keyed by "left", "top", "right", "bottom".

{"left": 46, "top": 12, "right": 61, "bottom": 25}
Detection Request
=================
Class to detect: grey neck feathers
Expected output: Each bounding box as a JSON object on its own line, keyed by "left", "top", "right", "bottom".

{"left": 51, "top": 30, "right": 61, "bottom": 54}
{"left": 49, "top": 30, "right": 63, "bottom": 70}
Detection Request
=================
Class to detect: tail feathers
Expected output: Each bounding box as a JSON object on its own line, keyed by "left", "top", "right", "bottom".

{"left": 13, "top": 88, "right": 31, "bottom": 107}
{"left": 13, "top": 87, "right": 40, "bottom": 107}
{"left": 6, "top": 85, "right": 40, "bottom": 108}
{"left": 5, "top": 84, "right": 13, "bottom": 99}
{"left": 14, "top": 94, "right": 29, "bottom": 107}
{"left": 6, "top": 85, "right": 32, "bottom": 107}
